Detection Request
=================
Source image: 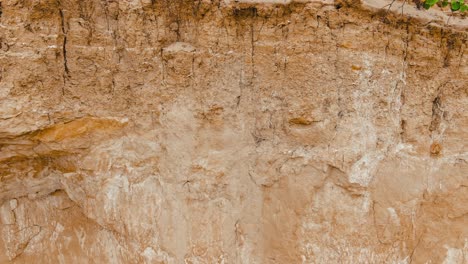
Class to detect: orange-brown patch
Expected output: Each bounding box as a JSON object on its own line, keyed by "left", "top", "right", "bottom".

{"left": 288, "top": 117, "right": 312, "bottom": 126}
{"left": 33, "top": 117, "right": 127, "bottom": 142}
{"left": 430, "top": 142, "right": 442, "bottom": 156}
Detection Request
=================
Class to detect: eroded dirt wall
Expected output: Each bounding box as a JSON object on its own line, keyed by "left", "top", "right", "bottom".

{"left": 0, "top": 0, "right": 467, "bottom": 263}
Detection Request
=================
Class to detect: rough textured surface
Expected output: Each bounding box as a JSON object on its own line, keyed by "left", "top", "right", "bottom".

{"left": 0, "top": 0, "right": 467, "bottom": 263}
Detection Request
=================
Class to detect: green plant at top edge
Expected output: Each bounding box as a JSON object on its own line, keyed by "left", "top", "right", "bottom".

{"left": 423, "top": 0, "right": 468, "bottom": 11}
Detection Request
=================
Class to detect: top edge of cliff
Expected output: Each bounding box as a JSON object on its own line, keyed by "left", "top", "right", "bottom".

{"left": 224, "top": 0, "right": 467, "bottom": 30}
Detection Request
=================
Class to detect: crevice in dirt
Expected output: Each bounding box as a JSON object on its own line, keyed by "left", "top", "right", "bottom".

{"left": 9, "top": 225, "right": 43, "bottom": 261}
{"left": 429, "top": 95, "right": 443, "bottom": 133}
{"left": 408, "top": 234, "right": 423, "bottom": 264}
{"left": 403, "top": 20, "right": 411, "bottom": 63}
{"left": 250, "top": 21, "right": 255, "bottom": 79}
{"left": 58, "top": 2, "right": 69, "bottom": 96}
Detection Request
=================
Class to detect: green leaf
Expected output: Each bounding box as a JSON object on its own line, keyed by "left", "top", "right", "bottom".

{"left": 442, "top": 0, "right": 449, "bottom": 6}
{"left": 425, "top": 0, "right": 439, "bottom": 5}
{"left": 460, "top": 0, "right": 464, "bottom": 4}
{"left": 451, "top": 0, "right": 461, "bottom": 10}
{"left": 461, "top": 4, "right": 468, "bottom": 10}
{"left": 424, "top": 2, "right": 432, "bottom": 8}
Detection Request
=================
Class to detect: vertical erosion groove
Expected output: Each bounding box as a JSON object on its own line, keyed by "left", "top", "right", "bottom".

{"left": 58, "top": 3, "right": 69, "bottom": 95}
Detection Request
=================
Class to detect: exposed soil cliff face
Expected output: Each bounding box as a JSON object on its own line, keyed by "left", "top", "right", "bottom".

{"left": 0, "top": 0, "right": 467, "bottom": 263}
